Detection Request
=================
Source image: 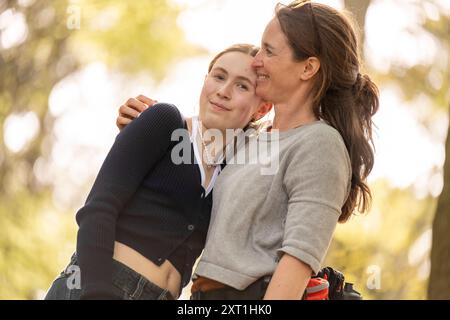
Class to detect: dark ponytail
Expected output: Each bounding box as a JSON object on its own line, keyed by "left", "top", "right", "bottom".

{"left": 277, "top": 1, "right": 380, "bottom": 222}
{"left": 320, "top": 73, "right": 379, "bottom": 222}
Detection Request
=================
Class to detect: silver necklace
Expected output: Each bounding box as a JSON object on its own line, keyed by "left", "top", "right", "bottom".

{"left": 197, "top": 123, "right": 218, "bottom": 168}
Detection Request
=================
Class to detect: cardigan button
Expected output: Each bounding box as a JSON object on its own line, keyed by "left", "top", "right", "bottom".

{"left": 187, "top": 224, "right": 195, "bottom": 231}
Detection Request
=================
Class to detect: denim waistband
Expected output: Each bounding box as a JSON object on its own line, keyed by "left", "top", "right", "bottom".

{"left": 67, "top": 252, "right": 175, "bottom": 300}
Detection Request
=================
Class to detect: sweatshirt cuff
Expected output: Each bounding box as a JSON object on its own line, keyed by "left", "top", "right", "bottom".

{"left": 277, "top": 246, "right": 321, "bottom": 275}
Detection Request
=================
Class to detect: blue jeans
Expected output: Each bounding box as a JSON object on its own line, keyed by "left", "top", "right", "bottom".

{"left": 44, "top": 253, "right": 175, "bottom": 300}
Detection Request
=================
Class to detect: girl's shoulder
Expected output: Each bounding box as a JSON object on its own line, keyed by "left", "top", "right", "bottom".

{"left": 140, "top": 102, "right": 182, "bottom": 120}
{"left": 137, "top": 102, "right": 186, "bottom": 130}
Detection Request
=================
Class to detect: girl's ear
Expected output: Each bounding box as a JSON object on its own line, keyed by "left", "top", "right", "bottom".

{"left": 300, "top": 57, "right": 320, "bottom": 81}
{"left": 252, "top": 102, "right": 273, "bottom": 121}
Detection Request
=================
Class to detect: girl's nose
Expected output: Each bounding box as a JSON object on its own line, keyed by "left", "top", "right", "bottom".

{"left": 217, "top": 83, "right": 231, "bottom": 100}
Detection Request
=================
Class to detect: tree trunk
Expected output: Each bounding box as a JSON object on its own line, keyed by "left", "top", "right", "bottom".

{"left": 344, "top": 0, "right": 371, "bottom": 59}
{"left": 428, "top": 106, "right": 450, "bottom": 299}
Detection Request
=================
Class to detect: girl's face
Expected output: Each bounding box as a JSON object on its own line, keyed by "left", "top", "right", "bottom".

{"left": 199, "top": 51, "right": 266, "bottom": 132}
{"left": 252, "top": 18, "right": 305, "bottom": 104}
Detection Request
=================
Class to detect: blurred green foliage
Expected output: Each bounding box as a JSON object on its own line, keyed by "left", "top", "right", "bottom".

{"left": 331, "top": 0, "right": 450, "bottom": 299}
{"left": 375, "top": 2, "right": 450, "bottom": 299}
{"left": 0, "top": 0, "right": 193, "bottom": 299}
{"left": 71, "top": 0, "right": 200, "bottom": 78}
{"left": 0, "top": 190, "right": 77, "bottom": 299}
{"left": 325, "top": 180, "right": 435, "bottom": 299}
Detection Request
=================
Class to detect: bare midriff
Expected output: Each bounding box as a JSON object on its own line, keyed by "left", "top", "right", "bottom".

{"left": 113, "top": 241, "right": 181, "bottom": 299}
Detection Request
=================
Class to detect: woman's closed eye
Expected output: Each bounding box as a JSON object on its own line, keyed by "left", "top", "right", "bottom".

{"left": 213, "top": 73, "right": 226, "bottom": 81}
{"left": 265, "top": 47, "right": 273, "bottom": 56}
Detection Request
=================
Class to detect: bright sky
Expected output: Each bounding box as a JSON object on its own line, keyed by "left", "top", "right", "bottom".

{"left": 173, "top": 0, "right": 342, "bottom": 52}
{"left": 2, "top": 0, "right": 449, "bottom": 209}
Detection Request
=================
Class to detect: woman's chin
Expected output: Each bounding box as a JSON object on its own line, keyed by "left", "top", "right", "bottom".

{"left": 255, "top": 87, "right": 269, "bottom": 100}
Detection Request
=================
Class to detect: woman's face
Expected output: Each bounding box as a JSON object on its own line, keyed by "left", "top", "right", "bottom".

{"left": 199, "top": 51, "right": 264, "bottom": 132}
{"left": 252, "top": 18, "right": 305, "bottom": 103}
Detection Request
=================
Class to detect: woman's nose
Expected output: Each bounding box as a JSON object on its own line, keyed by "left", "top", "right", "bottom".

{"left": 252, "top": 51, "right": 263, "bottom": 68}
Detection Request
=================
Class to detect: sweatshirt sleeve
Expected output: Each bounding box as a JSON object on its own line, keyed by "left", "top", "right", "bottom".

{"left": 75, "top": 103, "right": 183, "bottom": 299}
{"left": 278, "top": 126, "right": 351, "bottom": 274}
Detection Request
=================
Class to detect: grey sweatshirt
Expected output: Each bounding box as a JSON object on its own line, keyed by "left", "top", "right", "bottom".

{"left": 194, "top": 120, "right": 352, "bottom": 290}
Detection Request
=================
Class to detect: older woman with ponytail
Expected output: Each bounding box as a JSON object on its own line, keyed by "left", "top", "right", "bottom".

{"left": 191, "top": 0, "right": 379, "bottom": 299}
{"left": 272, "top": 0, "right": 379, "bottom": 221}
{"left": 117, "top": 0, "right": 379, "bottom": 300}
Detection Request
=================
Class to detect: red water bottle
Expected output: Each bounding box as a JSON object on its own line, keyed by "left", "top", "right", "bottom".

{"left": 304, "top": 277, "right": 329, "bottom": 300}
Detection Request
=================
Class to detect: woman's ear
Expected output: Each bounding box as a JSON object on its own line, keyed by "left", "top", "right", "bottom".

{"left": 300, "top": 57, "right": 320, "bottom": 81}
{"left": 252, "top": 102, "right": 273, "bottom": 121}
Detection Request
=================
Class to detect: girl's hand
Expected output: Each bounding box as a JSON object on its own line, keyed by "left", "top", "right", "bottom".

{"left": 116, "top": 95, "right": 157, "bottom": 130}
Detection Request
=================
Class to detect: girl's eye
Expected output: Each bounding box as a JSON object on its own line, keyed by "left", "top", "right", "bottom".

{"left": 214, "top": 74, "right": 225, "bottom": 80}
{"left": 265, "top": 47, "right": 273, "bottom": 56}
{"left": 237, "top": 83, "right": 249, "bottom": 91}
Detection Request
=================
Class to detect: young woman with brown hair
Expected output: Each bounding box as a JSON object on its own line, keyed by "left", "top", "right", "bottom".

{"left": 44, "top": 44, "right": 272, "bottom": 300}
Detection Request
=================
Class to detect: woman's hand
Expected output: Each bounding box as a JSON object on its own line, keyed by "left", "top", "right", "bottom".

{"left": 116, "top": 95, "right": 157, "bottom": 130}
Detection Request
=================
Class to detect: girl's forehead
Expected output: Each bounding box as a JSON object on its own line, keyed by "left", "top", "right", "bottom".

{"left": 212, "top": 52, "right": 256, "bottom": 75}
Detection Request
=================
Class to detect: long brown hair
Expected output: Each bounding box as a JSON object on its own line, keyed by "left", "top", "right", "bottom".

{"left": 276, "top": 1, "right": 379, "bottom": 222}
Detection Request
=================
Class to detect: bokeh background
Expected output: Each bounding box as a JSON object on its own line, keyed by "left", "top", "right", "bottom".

{"left": 0, "top": 0, "right": 449, "bottom": 300}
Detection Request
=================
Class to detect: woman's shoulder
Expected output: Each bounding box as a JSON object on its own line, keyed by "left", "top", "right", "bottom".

{"left": 287, "top": 121, "right": 350, "bottom": 165}
{"left": 297, "top": 120, "right": 345, "bottom": 146}
{"left": 285, "top": 121, "right": 352, "bottom": 180}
